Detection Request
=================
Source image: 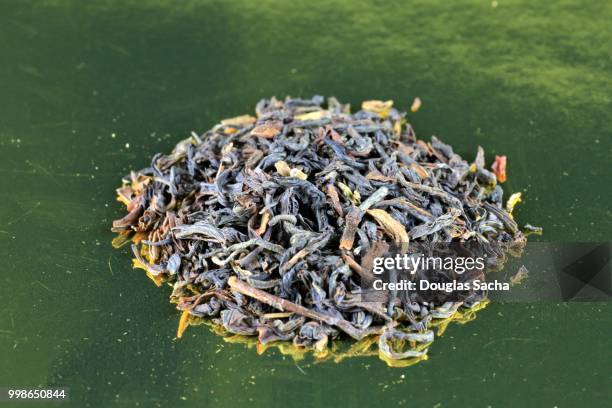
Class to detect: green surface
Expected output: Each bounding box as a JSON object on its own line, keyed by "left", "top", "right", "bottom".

{"left": 1, "top": 1, "right": 611, "bottom": 407}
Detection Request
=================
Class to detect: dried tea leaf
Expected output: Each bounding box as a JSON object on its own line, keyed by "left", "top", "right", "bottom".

{"left": 111, "top": 232, "right": 132, "bottom": 248}
{"left": 523, "top": 224, "right": 543, "bottom": 235}
{"left": 474, "top": 146, "right": 485, "bottom": 168}
{"left": 275, "top": 161, "right": 307, "bottom": 180}
{"left": 177, "top": 310, "right": 191, "bottom": 338}
{"left": 289, "top": 168, "right": 308, "bottom": 180}
{"left": 506, "top": 192, "right": 522, "bottom": 215}
{"left": 221, "top": 115, "right": 256, "bottom": 127}
{"left": 409, "top": 163, "right": 429, "bottom": 179}
{"left": 366, "top": 209, "right": 409, "bottom": 244}
{"left": 251, "top": 122, "right": 282, "bottom": 138}
{"left": 337, "top": 181, "right": 361, "bottom": 205}
{"left": 262, "top": 312, "right": 294, "bottom": 320}
{"left": 274, "top": 161, "right": 291, "bottom": 176}
{"left": 339, "top": 207, "right": 364, "bottom": 250}
{"left": 491, "top": 155, "right": 507, "bottom": 183}
{"left": 116, "top": 186, "right": 132, "bottom": 206}
{"left": 255, "top": 211, "right": 271, "bottom": 236}
{"left": 326, "top": 184, "right": 343, "bottom": 217}
{"left": 393, "top": 119, "right": 402, "bottom": 137}
{"left": 510, "top": 265, "right": 529, "bottom": 286}
{"left": 366, "top": 171, "right": 395, "bottom": 182}
{"left": 362, "top": 100, "right": 393, "bottom": 118}
{"left": 295, "top": 110, "right": 330, "bottom": 121}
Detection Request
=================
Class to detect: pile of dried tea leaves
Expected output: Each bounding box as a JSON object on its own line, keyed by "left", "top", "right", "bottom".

{"left": 112, "top": 96, "right": 530, "bottom": 366}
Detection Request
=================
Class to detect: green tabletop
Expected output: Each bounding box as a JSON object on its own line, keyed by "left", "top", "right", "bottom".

{"left": 1, "top": 1, "right": 610, "bottom": 407}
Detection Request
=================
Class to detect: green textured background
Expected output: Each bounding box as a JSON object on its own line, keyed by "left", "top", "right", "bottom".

{"left": 0, "top": 1, "right": 610, "bottom": 407}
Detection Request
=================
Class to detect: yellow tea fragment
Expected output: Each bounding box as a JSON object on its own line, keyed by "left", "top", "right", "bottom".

{"left": 295, "top": 110, "right": 330, "bottom": 121}
{"left": 111, "top": 232, "right": 132, "bottom": 248}
{"left": 274, "top": 161, "right": 307, "bottom": 180}
{"left": 177, "top": 310, "right": 190, "bottom": 338}
{"left": 274, "top": 161, "right": 291, "bottom": 176}
{"left": 506, "top": 192, "right": 522, "bottom": 216}
{"left": 361, "top": 100, "right": 393, "bottom": 118}
{"left": 337, "top": 182, "right": 361, "bottom": 205}
{"left": 289, "top": 168, "right": 308, "bottom": 180}
{"left": 220, "top": 115, "right": 256, "bottom": 127}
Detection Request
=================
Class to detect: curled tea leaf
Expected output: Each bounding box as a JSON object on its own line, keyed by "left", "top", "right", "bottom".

{"left": 506, "top": 192, "right": 522, "bottom": 215}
